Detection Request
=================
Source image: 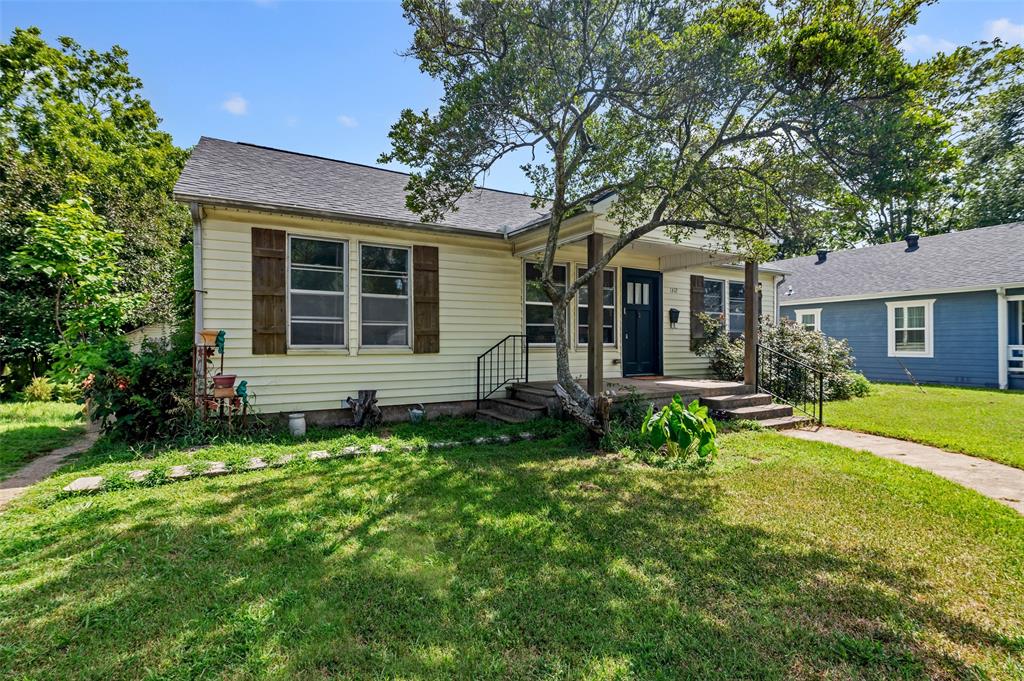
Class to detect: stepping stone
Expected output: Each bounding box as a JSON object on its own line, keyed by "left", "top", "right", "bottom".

{"left": 340, "top": 445, "right": 362, "bottom": 457}
{"left": 64, "top": 476, "right": 104, "bottom": 493}
{"left": 246, "top": 457, "right": 267, "bottom": 471}
{"left": 203, "top": 461, "right": 229, "bottom": 476}
{"left": 271, "top": 454, "right": 295, "bottom": 467}
{"left": 168, "top": 465, "right": 192, "bottom": 480}
{"left": 496, "top": 435, "right": 512, "bottom": 444}
{"left": 369, "top": 444, "right": 388, "bottom": 454}
{"left": 519, "top": 432, "right": 535, "bottom": 441}
{"left": 428, "top": 441, "right": 452, "bottom": 450}
{"left": 308, "top": 450, "right": 332, "bottom": 461}
{"left": 473, "top": 436, "right": 492, "bottom": 445}
{"left": 128, "top": 470, "right": 151, "bottom": 483}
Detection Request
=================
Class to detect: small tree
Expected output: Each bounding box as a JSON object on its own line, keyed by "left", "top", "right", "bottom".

{"left": 11, "top": 194, "right": 143, "bottom": 379}
{"left": 384, "top": 0, "right": 945, "bottom": 433}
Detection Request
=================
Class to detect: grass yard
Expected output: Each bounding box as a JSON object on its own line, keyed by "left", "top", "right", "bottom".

{"left": 826, "top": 383, "right": 1024, "bottom": 470}
{"left": 0, "top": 401, "right": 85, "bottom": 480}
{"left": 1, "top": 419, "right": 1021, "bottom": 679}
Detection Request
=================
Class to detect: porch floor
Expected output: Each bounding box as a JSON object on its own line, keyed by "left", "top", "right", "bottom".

{"left": 514, "top": 377, "right": 748, "bottom": 401}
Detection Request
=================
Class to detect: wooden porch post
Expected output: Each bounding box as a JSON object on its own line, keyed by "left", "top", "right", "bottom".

{"left": 587, "top": 233, "right": 604, "bottom": 395}
{"left": 744, "top": 260, "right": 758, "bottom": 385}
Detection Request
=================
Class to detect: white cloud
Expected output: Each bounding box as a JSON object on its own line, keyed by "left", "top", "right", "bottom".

{"left": 221, "top": 94, "right": 248, "bottom": 116}
{"left": 900, "top": 34, "right": 956, "bottom": 56}
{"left": 985, "top": 18, "right": 1024, "bottom": 44}
{"left": 337, "top": 114, "right": 358, "bottom": 128}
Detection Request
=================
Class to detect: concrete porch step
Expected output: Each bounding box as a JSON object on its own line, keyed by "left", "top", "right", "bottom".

{"left": 758, "top": 415, "right": 812, "bottom": 430}
{"left": 488, "top": 397, "right": 548, "bottom": 420}
{"left": 701, "top": 392, "right": 773, "bottom": 410}
{"left": 720, "top": 403, "right": 794, "bottom": 420}
{"left": 476, "top": 408, "right": 526, "bottom": 425}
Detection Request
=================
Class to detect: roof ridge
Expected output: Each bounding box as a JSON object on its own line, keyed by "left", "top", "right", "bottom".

{"left": 200, "top": 137, "right": 539, "bottom": 200}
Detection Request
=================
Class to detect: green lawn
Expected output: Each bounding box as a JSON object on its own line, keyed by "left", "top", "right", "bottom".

{"left": 0, "top": 401, "right": 85, "bottom": 479}
{"left": 826, "top": 383, "right": 1024, "bottom": 470}
{"left": 1, "top": 420, "right": 1021, "bottom": 679}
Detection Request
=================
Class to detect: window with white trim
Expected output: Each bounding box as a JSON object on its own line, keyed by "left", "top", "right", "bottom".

{"left": 525, "top": 262, "right": 567, "bottom": 344}
{"left": 577, "top": 267, "right": 616, "bottom": 345}
{"left": 728, "top": 281, "right": 746, "bottom": 333}
{"left": 360, "top": 244, "right": 411, "bottom": 347}
{"left": 795, "top": 308, "right": 821, "bottom": 332}
{"left": 288, "top": 236, "right": 346, "bottom": 347}
{"left": 886, "top": 299, "right": 934, "bottom": 357}
{"left": 703, "top": 278, "right": 749, "bottom": 333}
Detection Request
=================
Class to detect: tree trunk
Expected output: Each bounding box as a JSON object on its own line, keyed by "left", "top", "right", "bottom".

{"left": 346, "top": 389, "right": 382, "bottom": 428}
{"left": 551, "top": 296, "right": 610, "bottom": 435}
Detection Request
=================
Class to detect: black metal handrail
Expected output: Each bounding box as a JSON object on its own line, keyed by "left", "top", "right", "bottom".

{"left": 755, "top": 343, "right": 824, "bottom": 424}
{"left": 476, "top": 335, "right": 529, "bottom": 408}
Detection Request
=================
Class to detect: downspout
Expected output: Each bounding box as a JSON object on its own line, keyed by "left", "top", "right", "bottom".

{"left": 189, "top": 202, "right": 204, "bottom": 345}
{"left": 997, "top": 287, "right": 1008, "bottom": 390}
{"left": 774, "top": 274, "right": 786, "bottom": 321}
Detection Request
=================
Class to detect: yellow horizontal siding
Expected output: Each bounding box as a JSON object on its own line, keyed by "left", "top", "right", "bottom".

{"left": 200, "top": 208, "right": 778, "bottom": 413}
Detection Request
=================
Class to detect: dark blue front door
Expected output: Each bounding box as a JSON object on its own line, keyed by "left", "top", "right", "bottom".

{"left": 622, "top": 268, "right": 661, "bottom": 376}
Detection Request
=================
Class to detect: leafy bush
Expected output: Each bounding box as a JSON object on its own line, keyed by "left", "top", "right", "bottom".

{"left": 846, "top": 371, "right": 872, "bottom": 398}
{"left": 694, "top": 314, "right": 867, "bottom": 401}
{"left": 53, "top": 381, "right": 82, "bottom": 403}
{"left": 82, "top": 337, "right": 190, "bottom": 441}
{"left": 640, "top": 395, "right": 718, "bottom": 467}
{"left": 23, "top": 376, "right": 55, "bottom": 402}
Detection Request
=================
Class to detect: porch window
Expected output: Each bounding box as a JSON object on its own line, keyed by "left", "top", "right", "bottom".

{"left": 795, "top": 308, "right": 821, "bottom": 332}
{"left": 703, "top": 278, "right": 724, "bottom": 322}
{"left": 886, "top": 299, "right": 934, "bottom": 358}
{"left": 728, "top": 281, "right": 746, "bottom": 334}
{"left": 288, "top": 236, "right": 346, "bottom": 347}
{"left": 525, "top": 262, "right": 567, "bottom": 344}
{"left": 578, "top": 267, "right": 616, "bottom": 345}
{"left": 360, "top": 244, "right": 410, "bottom": 347}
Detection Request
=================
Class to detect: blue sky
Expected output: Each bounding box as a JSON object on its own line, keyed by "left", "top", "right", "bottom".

{"left": 2, "top": 0, "right": 1023, "bottom": 195}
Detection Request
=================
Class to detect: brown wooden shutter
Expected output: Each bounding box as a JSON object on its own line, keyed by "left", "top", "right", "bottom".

{"left": 412, "top": 245, "right": 440, "bottom": 353}
{"left": 689, "top": 274, "right": 705, "bottom": 351}
{"left": 251, "top": 227, "right": 287, "bottom": 355}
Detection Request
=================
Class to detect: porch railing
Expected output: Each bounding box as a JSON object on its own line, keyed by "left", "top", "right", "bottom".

{"left": 476, "top": 335, "right": 529, "bottom": 409}
{"left": 755, "top": 343, "right": 824, "bottom": 425}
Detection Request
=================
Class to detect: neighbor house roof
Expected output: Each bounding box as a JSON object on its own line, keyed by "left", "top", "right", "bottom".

{"left": 776, "top": 222, "right": 1024, "bottom": 303}
{"left": 174, "top": 137, "right": 548, "bottom": 236}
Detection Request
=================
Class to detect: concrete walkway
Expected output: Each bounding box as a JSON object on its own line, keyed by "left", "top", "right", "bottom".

{"left": 0, "top": 429, "right": 100, "bottom": 511}
{"left": 783, "top": 427, "right": 1024, "bottom": 515}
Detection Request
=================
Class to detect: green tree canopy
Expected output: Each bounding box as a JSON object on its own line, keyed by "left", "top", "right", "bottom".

{"left": 384, "top": 0, "right": 952, "bottom": 429}
{"left": 0, "top": 27, "right": 189, "bottom": 389}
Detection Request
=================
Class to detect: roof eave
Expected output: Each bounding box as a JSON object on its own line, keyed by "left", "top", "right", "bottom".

{"left": 174, "top": 193, "right": 506, "bottom": 239}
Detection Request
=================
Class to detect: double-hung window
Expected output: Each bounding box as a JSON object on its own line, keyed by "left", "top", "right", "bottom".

{"left": 578, "top": 267, "right": 616, "bottom": 345}
{"left": 361, "top": 244, "right": 411, "bottom": 347}
{"left": 525, "top": 262, "right": 567, "bottom": 344}
{"left": 703, "top": 279, "right": 725, "bottom": 323}
{"left": 795, "top": 308, "right": 821, "bottom": 332}
{"left": 728, "top": 281, "right": 746, "bottom": 333}
{"left": 288, "top": 236, "right": 346, "bottom": 347}
{"left": 886, "top": 299, "right": 934, "bottom": 357}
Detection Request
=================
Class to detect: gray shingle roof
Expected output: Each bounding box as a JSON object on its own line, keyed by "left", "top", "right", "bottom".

{"left": 776, "top": 223, "right": 1024, "bottom": 302}
{"left": 174, "top": 137, "right": 547, "bottom": 235}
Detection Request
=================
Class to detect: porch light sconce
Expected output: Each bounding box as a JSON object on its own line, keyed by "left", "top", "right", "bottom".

{"left": 669, "top": 307, "right": 680, "bottom": 327}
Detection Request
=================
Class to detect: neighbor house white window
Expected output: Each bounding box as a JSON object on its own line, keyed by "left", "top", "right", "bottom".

{"left": 577, "top": 267, "right": 616, "bottom": 346}
{"left": 886, "top": 299, "right": 935, "bottom": 358}
{"left": 288, "top": 236, "right": 346, "bottom": 347}
{"left": 360, "top": 244, "right": 411, "bottom": 347}
{"left": 525, "top": 262, "right": 567, "bottom": 344}
{"left": 795, "top": 308, "right": 821, "bottom": 332}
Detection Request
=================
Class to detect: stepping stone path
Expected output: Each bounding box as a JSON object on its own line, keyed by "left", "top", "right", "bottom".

{"left": 60, "top": 430, "right": 554, "bottom": 497}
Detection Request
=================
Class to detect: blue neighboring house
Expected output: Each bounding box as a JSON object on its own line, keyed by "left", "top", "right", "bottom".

{"left": 776, "top": 223, "right": 1024, "bottom": 391}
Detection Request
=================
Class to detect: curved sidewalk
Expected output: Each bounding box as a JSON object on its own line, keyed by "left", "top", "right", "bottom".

{"left": 0, "top": 429, "right": 99, "bottom": 511}
{"left": 783, "top": 427, "right": 1024, "bottom": 515}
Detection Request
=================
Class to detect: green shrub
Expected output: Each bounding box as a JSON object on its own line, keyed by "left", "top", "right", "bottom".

{"left": 694, "top": 314, "right": 865, "bottom": 401}
{"left": 53, "top": 381, "right": 82, "bottom": 403}
{"left": 23, "top": 376, "right": 55, "bottom": 402}
{"left": 640, "top": 395, "right": 718, "bottom": 467}
{"left": 846, "top": 371, "right": 872, "bottom": 398}
{"left": 82, "top": 337, "right": 190, "bottom": 441}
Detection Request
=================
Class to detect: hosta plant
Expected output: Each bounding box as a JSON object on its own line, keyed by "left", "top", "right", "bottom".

{"left": 641, "top": 395, "right": 718, "bottom": 466}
